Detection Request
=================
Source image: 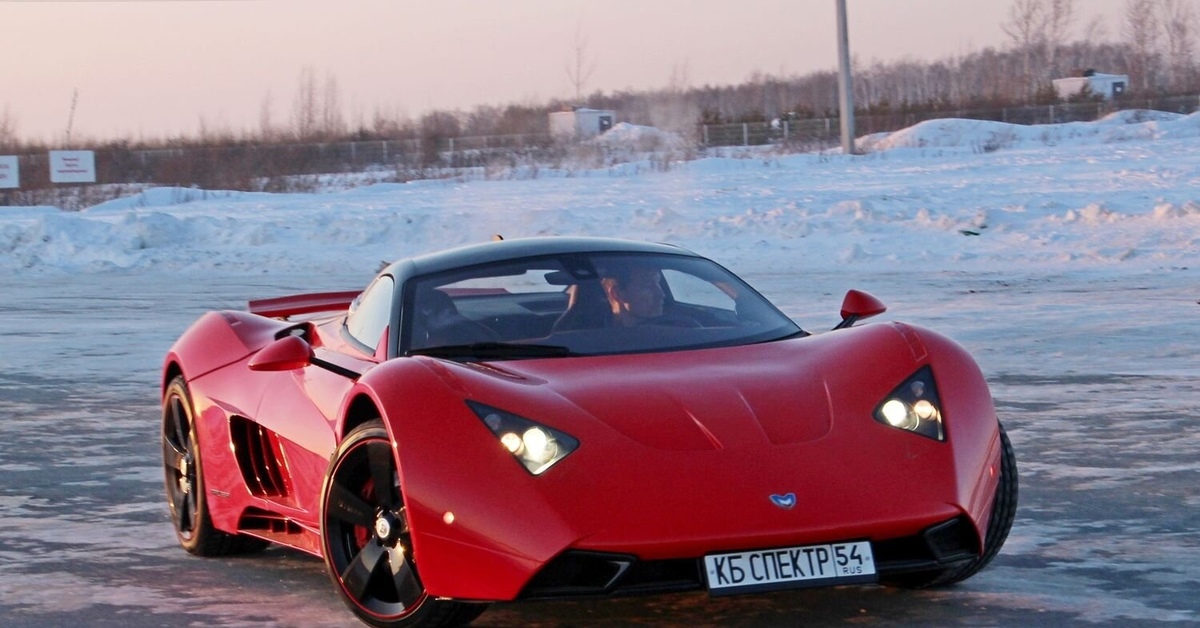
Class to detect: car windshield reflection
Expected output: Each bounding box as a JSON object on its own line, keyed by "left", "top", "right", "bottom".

{"left": 402, "top": 252, "right": 802, "bottom": 358}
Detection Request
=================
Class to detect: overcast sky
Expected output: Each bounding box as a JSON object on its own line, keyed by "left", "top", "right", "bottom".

{"left": 2, "top": 0, "right": 1130, "bottom": 142}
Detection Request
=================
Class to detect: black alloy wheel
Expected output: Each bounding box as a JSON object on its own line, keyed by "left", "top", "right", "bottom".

{"left": 161, "top": 376, "right": 267, "bottom": 556}
{"left": 321, "top": 420, "right": 484, "bottom": 628}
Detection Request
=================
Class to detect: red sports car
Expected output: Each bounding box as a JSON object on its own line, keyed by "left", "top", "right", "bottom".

{"left": 161, "top": 236, "right": 1017, "bottom": 628}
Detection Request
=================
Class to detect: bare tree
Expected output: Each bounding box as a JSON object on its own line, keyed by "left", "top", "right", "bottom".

{"left": 667, "top": 59, "right": 690, "bottom": 95}
{"left": 195, "top": 114, "right": 236, "bottom": 145}
{"left": 371, "top": 104, "right": 411, "bottom": 138}
{"left": 292, "top": 65, "right": 319, "bottom": 141}
{"left": 1003, "top": 0, "right": 1046, "bottom": 102}
{"left": 258, "top": 90, "right": 276, "bottom": 142}
{"left": 0, "top": 106, "right": 17, "bottom": 151}
{"left": 1123, "top": 0, "right": 1160, "bottom": 92}
{"left": 565, "top": 25, "right": 597, "bottom": 103}
{"left": 1159, "top": 0, "right": 1198, "bottom": 92}
{"left": 648, "top": 59, "right": 697, "bottom": 135}
{"left": 1002, "top": 0, "right": 1076, "bottom": 100}
{"left": 1082, "top": 14, "right": 1110, "bottom": 42}
{"left": 288, "top": 67, "right": 346, "bottom": 141}
{"left": 1042, "top": 0, "right": 1077, "bottom": 79}
{"left": 321, "top": 71, "right": 346, "bottom": 139}
{"left": 417, "top": 110, "right": 461, "bottom": 166}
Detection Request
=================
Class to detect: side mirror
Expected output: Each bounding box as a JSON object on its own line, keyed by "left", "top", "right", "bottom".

{"left": 248, "top": 335, "right": 313, "bottom": 372}
{"left": 834, "top": 290, "right": 887, "bottom": 330}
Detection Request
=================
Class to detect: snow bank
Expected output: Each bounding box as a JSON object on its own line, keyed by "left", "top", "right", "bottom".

{"left": 2, "top": 113, "right": 1199, "bottom": 277}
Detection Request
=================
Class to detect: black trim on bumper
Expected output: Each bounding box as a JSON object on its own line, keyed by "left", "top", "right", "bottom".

{"left": 517, "top": 516, "right": 980, "bottom": 600}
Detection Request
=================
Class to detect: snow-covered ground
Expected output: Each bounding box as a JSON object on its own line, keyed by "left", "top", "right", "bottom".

{"left": 2, "top": 110, "right": 1198, "bottom": 379}
{"left": 0, "top": 112, "right": 1197, "bottom": 625}
{"left": 3, "top": 110, "right": 1198, "bottom": 280}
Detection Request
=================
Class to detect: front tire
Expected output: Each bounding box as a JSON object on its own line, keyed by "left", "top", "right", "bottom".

{"left": 320, "top": 420, "right": 485, "bottom": 628}
{"left": 161, "top": 376, "right": 267, "bottom": 556}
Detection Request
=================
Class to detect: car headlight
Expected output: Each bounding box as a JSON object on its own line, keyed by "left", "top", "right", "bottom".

{"left": 468, "top": 401, "right": 579, "bottom": 475}
{"left": 873, "top": 366, "right": 945, "bottom": 441}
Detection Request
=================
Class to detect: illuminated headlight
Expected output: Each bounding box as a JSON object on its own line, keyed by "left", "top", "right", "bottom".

{"left": 873, "top": 366, "right": 945, "bottom": 441}
{"left": 468, "top": 401, "right": 579, "bottom": 475}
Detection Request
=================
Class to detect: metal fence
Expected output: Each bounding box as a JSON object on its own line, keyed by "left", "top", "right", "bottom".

{"left": 5, "top": 135, "right": 560, "bottom": 193}
{"left": 698, "top": 94, "right": 1200, "bottom": 148}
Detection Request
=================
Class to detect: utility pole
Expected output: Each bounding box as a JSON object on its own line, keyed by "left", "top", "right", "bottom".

{"left": 835, "top": 0, "right": 858, "bottom": 155}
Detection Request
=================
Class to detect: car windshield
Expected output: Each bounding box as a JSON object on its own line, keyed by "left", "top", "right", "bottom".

{"left": 402, "top": 252, "right": 802, "bottom": 358}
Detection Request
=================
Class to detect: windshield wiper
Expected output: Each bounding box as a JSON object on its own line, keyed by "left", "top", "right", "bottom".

{"left": 408, "top": 342, "right": 576, "bottom": 360}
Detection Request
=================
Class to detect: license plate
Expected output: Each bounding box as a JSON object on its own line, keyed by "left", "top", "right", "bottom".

{"left": 703, "top": 540, "right": 876, "bottom": 595}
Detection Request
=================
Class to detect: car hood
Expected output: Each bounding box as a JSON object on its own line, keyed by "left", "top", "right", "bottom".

{"left": 452, "top": 340, "right": 837, "bottom": 451}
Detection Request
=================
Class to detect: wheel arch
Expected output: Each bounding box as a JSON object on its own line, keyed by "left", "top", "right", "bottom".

{"left": 339, "top": 357, "right": 455, "bottom": 446}
{"left": 904, "top": 323, "right": 1004, "bottom": 549}
{"left": 163, "top": 361, "right": 184, "bottom": 389}
{"left": 341, "top": 391, "right": 384, "bottom": 441}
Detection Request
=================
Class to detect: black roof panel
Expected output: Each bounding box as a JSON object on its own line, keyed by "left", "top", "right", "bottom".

{"left": 389, "top": 237, "right": 697, "bottom": 279}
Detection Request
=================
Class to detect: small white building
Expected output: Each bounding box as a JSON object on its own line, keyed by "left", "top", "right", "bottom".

{"left": 1053, "top": 70, "right": 1129, "bottom": 100}
{"left": 549, "top": 108, "right": 616, "bottom": 141}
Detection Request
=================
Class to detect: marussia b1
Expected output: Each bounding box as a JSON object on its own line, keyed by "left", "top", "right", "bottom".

{"left": 161, "top": 237, "right": 1017, "bottom": 627}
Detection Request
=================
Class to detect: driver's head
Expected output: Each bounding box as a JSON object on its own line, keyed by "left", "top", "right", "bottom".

{"left": 601, "top": 264, "right": 664, "bottom": 324}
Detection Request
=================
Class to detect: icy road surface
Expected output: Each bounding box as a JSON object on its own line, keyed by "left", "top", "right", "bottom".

{"left": 0, "top": 268, "right": 1196, "bottom": 628}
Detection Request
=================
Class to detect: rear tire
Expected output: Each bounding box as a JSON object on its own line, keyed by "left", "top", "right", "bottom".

{"left": 320, "top": 419, "right": 488, "bottom": 627}
{"left": 161, "top": 376, "right": 268, "bottom": 556}
{"left": 884, "top": 421, "right": 1018, "bottom": 588}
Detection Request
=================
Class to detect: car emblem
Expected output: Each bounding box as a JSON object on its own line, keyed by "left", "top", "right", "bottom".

{"left": 769, "top": 493, "right": 797, "bottom": 509}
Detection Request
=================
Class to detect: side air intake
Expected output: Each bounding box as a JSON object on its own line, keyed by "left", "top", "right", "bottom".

{"left": 230, "top": 416, "right": 293, "bottom": 502}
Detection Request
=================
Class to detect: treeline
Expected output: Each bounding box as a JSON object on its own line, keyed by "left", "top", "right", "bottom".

{"left": 2, "top": 0, "right": 1198, "bottom": 154}
{"left": 600, "top": 0, "right": 1200, "bottom": 130}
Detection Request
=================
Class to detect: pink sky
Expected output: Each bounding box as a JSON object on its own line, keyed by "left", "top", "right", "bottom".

{"left": 2, "top": 0, "right": 1128, "bottom": 142}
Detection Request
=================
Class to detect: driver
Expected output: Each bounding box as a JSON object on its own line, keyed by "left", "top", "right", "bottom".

{"left": 600, "top": 264, "right": 666, "bottom": 326}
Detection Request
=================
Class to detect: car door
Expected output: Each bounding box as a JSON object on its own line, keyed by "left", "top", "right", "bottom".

{"left": 249, "top": 277, "right": 392, "bottom": 519}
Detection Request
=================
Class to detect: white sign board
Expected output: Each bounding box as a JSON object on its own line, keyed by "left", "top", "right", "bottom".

{"left": 0, "top": 156, "right": 18, "bottom": 189}
{"left": 49, "top": 150, "right": 96, "bottom": 183}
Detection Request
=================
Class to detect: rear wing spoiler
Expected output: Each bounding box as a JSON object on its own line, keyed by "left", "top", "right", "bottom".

{"left": 248, "top": 290, "right": 361, "bottom": 319}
